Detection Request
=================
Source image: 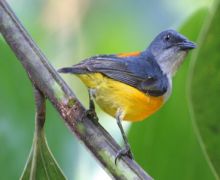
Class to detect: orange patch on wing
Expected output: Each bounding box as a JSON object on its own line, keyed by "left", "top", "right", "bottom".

{"left": 117, "top": 51, "right": 141, "bottom": 58}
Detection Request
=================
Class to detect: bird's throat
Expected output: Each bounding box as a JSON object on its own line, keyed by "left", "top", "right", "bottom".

{"left": 157, "top": 50, "right": 187, "bottom": 76}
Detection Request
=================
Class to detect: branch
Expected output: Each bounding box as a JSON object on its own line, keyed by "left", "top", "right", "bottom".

{"left": 31, "top": 87, "right": 46, "bottom": 178}
{"left": 0, "top": 1, "right": 152, "bottom": 179}
{"left": 34, "top": 88, "right": 46, "bottom": 134}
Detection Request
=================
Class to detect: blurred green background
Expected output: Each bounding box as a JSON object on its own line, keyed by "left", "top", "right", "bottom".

{"left": 0, "top": 0, "right": 217, "bottom": 179}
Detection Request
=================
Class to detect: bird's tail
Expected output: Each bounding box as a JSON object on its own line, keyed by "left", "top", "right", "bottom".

{"left": 57, "top": 66, "right": 88, "bottom": 74}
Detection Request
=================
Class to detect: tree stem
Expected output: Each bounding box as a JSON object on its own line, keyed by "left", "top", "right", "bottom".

{"left": 34, "top": 87, "right": 46, "bottom": 134}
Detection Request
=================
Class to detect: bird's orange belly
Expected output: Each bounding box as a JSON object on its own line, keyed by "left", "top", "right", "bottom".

{"left": 78, "top": 73, "right": 164, "bottom": 122}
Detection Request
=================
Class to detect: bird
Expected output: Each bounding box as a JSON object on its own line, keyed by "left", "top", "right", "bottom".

{"left": 58, "top": 29, "right": 196, "bottom": 162}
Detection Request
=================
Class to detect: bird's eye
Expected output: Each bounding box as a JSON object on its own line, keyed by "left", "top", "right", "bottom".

{"left": 164, "top": 34, "right": 171, "bottom": 41}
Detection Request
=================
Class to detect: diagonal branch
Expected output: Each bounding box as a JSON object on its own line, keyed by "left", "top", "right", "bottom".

{"left": 0, "top": 0, "right": 152, "bottom": 179}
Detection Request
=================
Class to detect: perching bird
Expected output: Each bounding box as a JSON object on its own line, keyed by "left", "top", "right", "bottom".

{"left": 58, "top": 29, "right": 196, "bottom": 162}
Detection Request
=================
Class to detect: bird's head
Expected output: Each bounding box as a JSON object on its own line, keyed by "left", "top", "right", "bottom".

{"left": 148, "top": 29, "right": 196, "bottom": 76}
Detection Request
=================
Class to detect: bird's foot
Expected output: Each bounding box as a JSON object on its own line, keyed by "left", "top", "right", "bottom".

{"left": 84, "top": 108, "right": 99, "bottom": 124}
{"left": 115, "top": 144, "right": 134, "bottom": 164}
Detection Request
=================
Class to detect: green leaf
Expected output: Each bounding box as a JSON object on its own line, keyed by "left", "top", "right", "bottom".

{"left": 0, "top": 38, "right": 73, "bottom": 179}
{"left": 128, "top": 8, "right": 215, "bottom": 180}
{"left": 189, "top": 1, "right": 220, "bottom": 179}
{"left": 20, "top": 130, "right": 66, "bottom": 180}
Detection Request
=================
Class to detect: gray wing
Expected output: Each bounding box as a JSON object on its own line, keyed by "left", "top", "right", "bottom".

{"left": 58, "top": 54, "right": 168, "bottom": 96}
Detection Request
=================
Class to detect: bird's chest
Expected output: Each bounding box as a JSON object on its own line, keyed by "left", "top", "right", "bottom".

{"left": 78, "top": 73, "right": 170, "bottom": 121}
{"left": 163, "top": 75, "right": 172, "bottom": 101}
{"left": 92, "top": 76, "right": 166, "bottom": 121}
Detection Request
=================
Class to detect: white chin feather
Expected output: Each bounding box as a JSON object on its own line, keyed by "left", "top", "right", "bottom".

{"left": 157, "top": 49, "right": 187, "bottom": 76}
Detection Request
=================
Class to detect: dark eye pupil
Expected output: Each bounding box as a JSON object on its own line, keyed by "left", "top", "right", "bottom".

{"left": 165, "top": 34, "right": 170, "bottom": 41}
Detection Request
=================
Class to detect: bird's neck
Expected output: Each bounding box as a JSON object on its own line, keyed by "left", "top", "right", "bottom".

{"left": 156, "top": 51, "right": 187, "bottom": 77}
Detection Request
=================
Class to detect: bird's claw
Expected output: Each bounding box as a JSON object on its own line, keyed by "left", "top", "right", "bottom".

{"left": 84, "top": 109, "right": 99, "bottom": 124}
{"left": 115, "top": 145, "right": 133, "bottom": 164}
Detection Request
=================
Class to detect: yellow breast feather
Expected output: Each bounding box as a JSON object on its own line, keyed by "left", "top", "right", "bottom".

{"left": 77, "top": 73, "right": 164, "bottom": 122}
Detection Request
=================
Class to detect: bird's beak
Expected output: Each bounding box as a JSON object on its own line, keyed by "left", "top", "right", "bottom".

{"left": 177, "top": 40, "right": 196, "bottom": 50}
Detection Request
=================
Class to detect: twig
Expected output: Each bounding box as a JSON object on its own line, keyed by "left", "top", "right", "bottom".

{"left": 30, "top": 87, "right": 46, "bottom": 178}
{"left": 0, "top": 0, "right": 152, "bottom": 179}
{"left": 34, "top": 88, "right": 46, "bottom": 133}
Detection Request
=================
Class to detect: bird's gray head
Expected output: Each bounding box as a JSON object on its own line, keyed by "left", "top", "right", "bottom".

{"left": 148, "top": 29, "right": 196, "bottom": 76}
